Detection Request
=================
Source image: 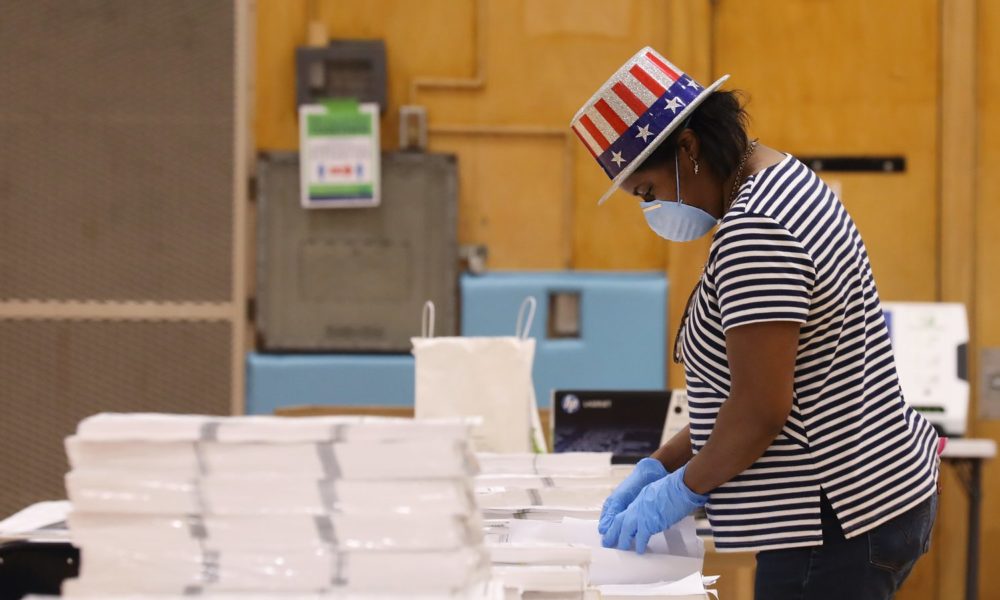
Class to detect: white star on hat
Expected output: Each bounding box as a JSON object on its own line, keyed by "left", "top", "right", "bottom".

{"left": 663, "top": 96, "right": 686, "bottom": 114}
{"left": 635, "top": 124, "right": 653, "bottom": 142}
{"left": 611, "top": 151, "right": 625, "bottom": 167}
{"left": 685, "top": 78, "right": 700, "bottom": 89}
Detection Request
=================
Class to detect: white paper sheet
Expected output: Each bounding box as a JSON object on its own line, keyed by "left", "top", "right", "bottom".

{"left": 67, "top": 471, "right": 474, "bottom": 516}
{"left": 51, "top": 580, "right": 506, "bottom": 600}
{"left": 550, "top": 518, "right": 703, "bottom": 560}
{"left": 475, "top": 486, "right": 611, "bottom": 509}
{"left": 74, "top": 413, "right": 478, "bottom": 443}
{"left": 68, "top": 511, "right": 482, "bottom": 552}
{"left": 491, "top": 565, "right": 587, "bottom": 593}
{"left": 474, "top": 475, "right": 623, "bottom": 489}
{"left": 65, "top": 437, "right": 477, "bottom": 479}
{"left": 476, "top": 453, "right": 613, "bottom": 477}
{"left": 486, "top": 542, "right": 591, "bottom": 566}
{"left": 0, "top": 500, "right": 71, "bottom": 535}
{"left": 501, "top": 517, "right": 703, "bottom": 586}
{"left": 69, "top": 546, "right": 490, "bottom": 595}
{"left": 598, "top": 571, "right": 711, "bottom": 598}
{"left": 481, "top": 507, "right": 601, "bottom": 522}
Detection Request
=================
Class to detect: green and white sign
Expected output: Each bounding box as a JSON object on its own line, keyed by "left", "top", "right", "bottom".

{"left": 298, "top": 100, "right": 380, "bottom": 209}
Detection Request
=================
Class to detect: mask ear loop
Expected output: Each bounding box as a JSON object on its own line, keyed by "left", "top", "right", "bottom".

{"left": 674, "top": 150, "right": 684, "bottom": 207}
{"left": 674, "top": 116, "right": 695, "bottom": 207}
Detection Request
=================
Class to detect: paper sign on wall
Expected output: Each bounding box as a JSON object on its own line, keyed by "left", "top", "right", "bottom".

{"left": 298, "top": 100, "right": 380, "bottom": 209}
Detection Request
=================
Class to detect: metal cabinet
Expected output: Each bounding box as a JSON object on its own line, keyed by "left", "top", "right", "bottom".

{"left": 256, "top": 151, "right": 459, "bottom": 351}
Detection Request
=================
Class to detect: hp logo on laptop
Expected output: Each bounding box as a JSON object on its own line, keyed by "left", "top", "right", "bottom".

{"left": 562, "top": 394, "right": 581, "bottom": 414}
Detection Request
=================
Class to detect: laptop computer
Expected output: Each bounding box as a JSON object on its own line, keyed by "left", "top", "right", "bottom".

{"left": 552, "top": 390, "right": 680, "bottom": 464}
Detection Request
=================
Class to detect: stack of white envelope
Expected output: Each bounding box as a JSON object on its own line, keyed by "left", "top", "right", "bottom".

{"left": 486, "top": 542, "right": 598, "bottom": 600}
{"left": 62, "top": 413, "right": 493, "bottom": 597}
{"left": 473, "top": 453, "right": 606, "bottom": 598}
{"left": 475, "top": 453, "right": 616, "bottom": 477}
{"left": 474, "top": 453, "right": 622, "bottom": 522}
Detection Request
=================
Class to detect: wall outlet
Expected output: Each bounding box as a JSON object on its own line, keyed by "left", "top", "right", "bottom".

{"left": 979, "top": 347, "right": 1000, "bottom": 420}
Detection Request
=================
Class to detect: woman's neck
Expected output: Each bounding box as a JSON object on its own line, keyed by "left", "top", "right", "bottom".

{"left": 720, "top": 143, "right": 786, "bottom": 215}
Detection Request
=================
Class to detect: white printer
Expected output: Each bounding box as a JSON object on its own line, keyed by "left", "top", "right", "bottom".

{"left": 882, "top": 302, "right": 969, "bottom": 436}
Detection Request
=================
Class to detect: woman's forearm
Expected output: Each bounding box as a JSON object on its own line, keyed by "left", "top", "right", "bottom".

{"left": 650, "top": 425, "right": 693, "bottom": 472}
{"left": 682, "top": 391, "right": 787, "bottom": 495}
{"left": 681, "top": 321, "right": 799, "bottom": 496}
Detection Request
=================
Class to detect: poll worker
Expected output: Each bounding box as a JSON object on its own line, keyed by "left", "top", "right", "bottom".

{"left": 572, "top": 48, "right": 940, "bottom": 599}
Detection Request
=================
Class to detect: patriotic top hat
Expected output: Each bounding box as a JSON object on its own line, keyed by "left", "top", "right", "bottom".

{"left": 570, "top": 47, "right": 729, "bottom": 205}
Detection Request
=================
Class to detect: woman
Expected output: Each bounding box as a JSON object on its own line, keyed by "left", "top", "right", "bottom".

{"left": 571, "top": 48, "right": 939, "bottom": 599}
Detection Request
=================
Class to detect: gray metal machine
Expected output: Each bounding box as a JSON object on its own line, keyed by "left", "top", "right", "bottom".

{"left": 256, "top": 151, "right": 459, "bottom": 351}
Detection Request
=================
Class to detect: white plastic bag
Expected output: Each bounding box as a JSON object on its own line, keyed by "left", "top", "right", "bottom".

{"left": 413, "top": 298, "right": 547, "bottom": 453}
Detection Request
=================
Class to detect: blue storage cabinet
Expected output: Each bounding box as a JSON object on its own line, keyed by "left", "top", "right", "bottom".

{"left": 246, "top": 353, "right": 414, "bottom": 414}
{"left": 246, "top": 272, "right": 667, "bottom": 415}
{"left": 461, "top": 272, "right": 668, "bottom": 408}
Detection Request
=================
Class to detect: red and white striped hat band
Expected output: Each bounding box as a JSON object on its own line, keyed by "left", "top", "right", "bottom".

{"left": 570, "top": 47, "right": 729, "bottom": 205}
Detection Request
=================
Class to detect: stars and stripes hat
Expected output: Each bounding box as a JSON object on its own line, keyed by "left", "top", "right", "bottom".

{"left": 570, "top": 47, "right": 729, "bottom": 205}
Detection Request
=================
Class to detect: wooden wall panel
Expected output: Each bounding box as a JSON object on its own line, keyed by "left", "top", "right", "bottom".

{"left": 712, "top": 0, "right": 940, "bottom": 302}
{"left": 255, "top": 0, "right": 306, "bottom": 151}
{"left": 974, "top": 2, "right": 1000, "bottom": 599}
{"left": 670, "top": 0, "right": 945, "bottom": 407}
{"left": 255, "top": 0, "right": 693, "bottom": 270}
{"left": 255, "top": 0, "right": 476, "bottom": 151}
{"left": 429, "top": 133, "right": 569, "bottom": 268}
{"left": 571, "top": 141, "right": 669, "bottom": 270}
{"left": 922, "top": 3, "right": 978, "bottom": 599}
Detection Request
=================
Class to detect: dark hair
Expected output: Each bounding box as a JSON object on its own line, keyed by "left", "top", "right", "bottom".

{"left": 637, "top": 90, "right": 750, "bottom": 180}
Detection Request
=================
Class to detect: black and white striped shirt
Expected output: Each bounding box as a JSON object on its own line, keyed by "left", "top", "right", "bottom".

{"left": 682, "top": 154, "right": 940, "bottom": 552}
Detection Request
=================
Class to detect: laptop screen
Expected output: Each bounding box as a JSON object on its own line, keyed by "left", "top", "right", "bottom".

{"left": 552, "top": 390, "right": 671, "bottom": 464}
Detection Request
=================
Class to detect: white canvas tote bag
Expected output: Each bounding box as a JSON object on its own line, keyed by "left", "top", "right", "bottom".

{"left": 413, "top": 298, "right": 547, "bottom": 453}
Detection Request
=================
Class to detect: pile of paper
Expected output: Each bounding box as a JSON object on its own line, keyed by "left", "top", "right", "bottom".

{"left": 62, "top": 413, "right": 492, "bottom": 597}
{"left": 475, "top": 453, "right": 713, "bottom": 599}
{"left": 486, "top": 542, "right": 596, "bottom": 600}
{"left": 0, "top": 500, "right": 71, "bottom": 543}
{"left": 476, "top": 453, "right": 615, "bottom": 477}
{"left": 473, "top": 453, "right": 620, "bottom": 523}
{"left": 485, "top": 518, "right": 712, "bottom": 599}
{"left": 30, "top": 590, "right": 510, "bottom": 600}
{"left": 475, "top": 452, "right": 606, "bottom": 597}
{"left": 476, "top": 486, "right": 611, "bottom": 512}
{"left": 598, "top": 573, "right": 720, "bottom": 600}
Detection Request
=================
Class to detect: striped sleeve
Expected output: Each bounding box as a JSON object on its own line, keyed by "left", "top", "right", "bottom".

{"left": 709, "top": 212, "right": 816, "bottom": 332}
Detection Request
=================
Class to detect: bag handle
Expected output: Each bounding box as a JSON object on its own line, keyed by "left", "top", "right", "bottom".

{"left": 422, "top": 301, "right": 436, "bottom": 338}
{"left": 516, "top": 296, "right": 538, "bottom": 340}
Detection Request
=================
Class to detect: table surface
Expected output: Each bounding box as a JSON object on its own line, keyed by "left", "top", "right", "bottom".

{"left": 941, "top": 438, "right": 997, "bottom": 459}
{"left": 609, "top": 438, "right": 998, "bottom": 463}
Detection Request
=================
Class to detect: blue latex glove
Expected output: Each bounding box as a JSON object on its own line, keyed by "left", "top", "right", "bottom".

{"left": 598, "top": 457, "right": 668, "bottom": 535}
{"left": 601, "top": 464, "right": 708, "bottom": 554}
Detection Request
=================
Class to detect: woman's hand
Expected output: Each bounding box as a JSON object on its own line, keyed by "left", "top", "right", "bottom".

{"left": 597, "top": 457, "right": 668, "bottom": 534}
{"left": 601, "top": 464, "right": 707, "bottom": 554}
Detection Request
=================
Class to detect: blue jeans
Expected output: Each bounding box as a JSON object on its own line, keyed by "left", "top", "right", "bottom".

{"left": 754, "top": 492, "right": 937, "bottom": 600}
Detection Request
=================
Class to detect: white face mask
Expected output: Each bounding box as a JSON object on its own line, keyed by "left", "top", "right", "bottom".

{"left": 640, "top": 150, "right": 718, "bottom": 242}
